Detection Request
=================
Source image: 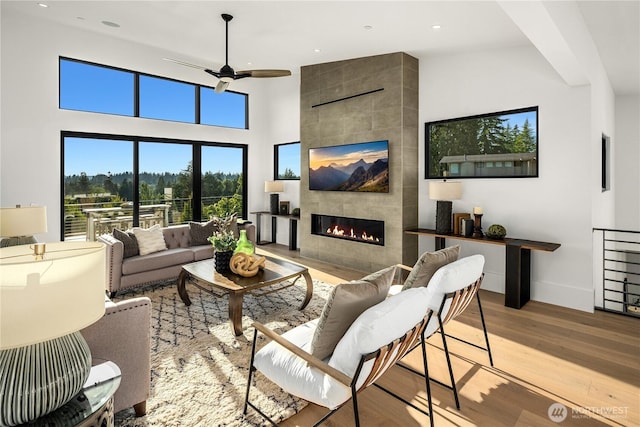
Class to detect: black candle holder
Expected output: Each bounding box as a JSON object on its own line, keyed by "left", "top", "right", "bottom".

{"left": 473, "top": 213, "right": 484, "bottom": 238}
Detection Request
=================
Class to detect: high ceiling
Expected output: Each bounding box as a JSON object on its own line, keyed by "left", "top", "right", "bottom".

{"left": 3, "top": 1, "right": 638, "bottom": 95}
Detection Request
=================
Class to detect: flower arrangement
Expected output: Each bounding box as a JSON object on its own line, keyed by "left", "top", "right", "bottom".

{"left": 207, "top": 213, "right": 239, "bottom": 252}
{"left": 207, "top": 230, "right": 237, "bottom": 252}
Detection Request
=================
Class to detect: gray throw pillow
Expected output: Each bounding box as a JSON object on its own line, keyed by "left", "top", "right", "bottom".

{"left": 112, "top": 228, "right": 139, "bottom": 258}
{"left": 310, "top": 265, "right": 395, "bottom": 360}
{"left": 402, "top": 245, "right": 460, "bottom": 290}
{"left": 189, "top": 220, "right": 217, "bottom": 246}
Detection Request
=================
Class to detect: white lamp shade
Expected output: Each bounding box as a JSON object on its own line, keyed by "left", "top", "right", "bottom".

{"left": 0, "top": 241, "right": 106, "bottom": 349}
{"left": 0, "top": 206, "right": 47, "bottom": 237}
{"left": 264, "top": 180, "right": 284, "bottom": 193}
{"left": 428, "top": 181, "right": 463, "bottom": 201}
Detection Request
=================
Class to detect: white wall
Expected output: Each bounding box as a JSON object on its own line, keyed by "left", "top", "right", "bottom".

{"left": 262, "top": 76, "right": 301, "bottom": 245}
{"left": 0, "top": 9, "right": 276, "bottom": 242}
{"left": 420, "top": 46, "right": 595, "bottom": 312}
{"left": 614, "top": 95, "right": 640, "bottom": 230}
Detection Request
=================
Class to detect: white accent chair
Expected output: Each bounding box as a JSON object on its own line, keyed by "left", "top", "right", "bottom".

{"left": 243, "top": 255, "right": 491, "bottom": 426}
{"left": 244, "top": 286, "right": 436, "bottom": 427}
{"left": 391, "top": 254, "right": 493, "bottom": 410}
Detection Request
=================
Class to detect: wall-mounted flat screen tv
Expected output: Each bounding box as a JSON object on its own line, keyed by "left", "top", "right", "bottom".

{"left": 309, "top": 140, "right": 389, "bottom": 192}
{"left": 426, "top": 106, "right": 538, "bottom": 179}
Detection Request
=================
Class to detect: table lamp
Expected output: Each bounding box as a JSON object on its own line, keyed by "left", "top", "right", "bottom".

{"left": 429, "top": 181, "right": 463, "bottom": 234}
{"left": 0, "top": 241, "right": 106, "bottom": 426}
{"left": 264, "top": 181, "right": 284, "bottom": 215}
{"left": 0, "top": 206, "right": 47, "bottom": 249}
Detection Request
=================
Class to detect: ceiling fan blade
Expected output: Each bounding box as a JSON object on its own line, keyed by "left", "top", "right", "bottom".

{"left": 236, "top": 69, "right": 292, "bottom": 78}
{"left": 215, "top": 80, "right": 230, "bottom": 93}
{"left": 163, "top": 58, "right": 208, "bottom": 70}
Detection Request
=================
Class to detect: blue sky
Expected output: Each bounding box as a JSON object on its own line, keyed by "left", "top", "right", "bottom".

{"left": 277, "top": 143, "right": 301, "bottom": 176}
{"left": 65, "top": 138, "right": 243, "bottom": 176}
{"left": 503, "top": 111, "right": 537, "bottom": 135}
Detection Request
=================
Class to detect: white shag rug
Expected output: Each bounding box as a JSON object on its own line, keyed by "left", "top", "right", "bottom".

{"left": 112, "top": 277, "right": 332, "bottom": 427}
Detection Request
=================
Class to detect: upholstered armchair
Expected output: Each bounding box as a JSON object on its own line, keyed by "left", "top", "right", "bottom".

{"left": 80, "top": 296, "right": 151, "bottom": 417}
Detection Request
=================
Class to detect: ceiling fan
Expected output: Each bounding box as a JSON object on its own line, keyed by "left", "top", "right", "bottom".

{"left": 165, "top": 13, "right": 291, "bottom": 93}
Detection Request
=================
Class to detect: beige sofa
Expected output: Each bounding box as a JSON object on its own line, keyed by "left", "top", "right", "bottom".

{"left": 98, "top": 222, "right": 255, "bottom": 296}
{"left": 80, "top": 296, "right": 151, "bottom": 417}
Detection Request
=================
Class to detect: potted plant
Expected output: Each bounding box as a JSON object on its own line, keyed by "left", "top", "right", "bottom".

{"left": 208, "top": 230, "right": 237, "bottom": 252}
{"left": 208, "top": 213, "right": 240, "bottom": 272}
{"left": 208, "top": 230, "right": 237, "bottom": 272}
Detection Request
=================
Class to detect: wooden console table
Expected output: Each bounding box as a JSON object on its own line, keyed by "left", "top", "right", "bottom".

{"left": 251, "top": 211, "right": 300, "bottom": 250}
{"left": 405, "top": 228, "right": 561, "bottom": 309}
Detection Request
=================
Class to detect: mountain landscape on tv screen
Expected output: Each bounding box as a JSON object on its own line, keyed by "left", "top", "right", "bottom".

{"left": 309, "top": 158, "right": 389, "bottom": 192}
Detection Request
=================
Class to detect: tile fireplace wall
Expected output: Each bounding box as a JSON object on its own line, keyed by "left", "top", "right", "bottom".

{"left": 299, "top": 52, "right": 419, "bottom": 273}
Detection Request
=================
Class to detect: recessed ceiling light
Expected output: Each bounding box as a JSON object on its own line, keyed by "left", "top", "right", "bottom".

{"left": 364, "top": 25, "right": 373, "bottom": 30}
{"left": 314, "top": 48, "right": 321, "bottom": 53}
{"left": 101, "top": 21, "right": 120, "bottom": 28}
{"left": 431, "top": 24, "right": 441, "bottom": 30}
{"left": 38, "top": 3, "right": 48, "bottom": 7}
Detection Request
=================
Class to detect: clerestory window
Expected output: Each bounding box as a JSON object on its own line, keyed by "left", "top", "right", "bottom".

{"left": 59, "top": 57, "right": 248, "bottom": 129}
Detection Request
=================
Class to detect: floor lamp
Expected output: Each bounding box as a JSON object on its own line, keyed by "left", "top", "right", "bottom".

{"left": 429, "top": 181, "right": 463, "bottom": 235}
{"left": 0, "top": 242, "right": 106, "bottom": 426}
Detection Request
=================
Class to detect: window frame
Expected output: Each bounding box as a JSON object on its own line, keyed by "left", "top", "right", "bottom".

{"left": 274, "top": 141, "right": 301, "bottom": 181}
{"left": 59, "top": 56, "right": 248, "bottom": 129}
{"left": 60, "top": 131, "right": 248, "bottom": 241}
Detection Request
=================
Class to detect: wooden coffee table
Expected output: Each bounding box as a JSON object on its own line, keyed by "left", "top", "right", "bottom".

{"left": 177, "top": 255, "right": 313, "bottom": 336}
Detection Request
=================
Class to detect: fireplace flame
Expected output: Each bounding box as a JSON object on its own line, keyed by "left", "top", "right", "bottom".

{"left": 326, "top": 224, "right": 380, "bottom": 243}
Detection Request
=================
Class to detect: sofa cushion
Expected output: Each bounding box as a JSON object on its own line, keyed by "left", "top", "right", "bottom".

{"left": 122, "top": 248, "right": 194, "bottom": 276}
{"left": 189, "top": 220, "right": 217, "bottom": 246}
{"left": 133, "top": 224, "right": 167, "bottom": 256}
{"left": 402, "top": 245, "right": 460, "bottom": 290}
{"left": 191, "top": 245, "right": 214, "bottom": 261}
{"left": 162, "top": 225, "right": 191, "bottom": 249}
{"left": 310, "top": 265, "right": 395, "bottom": 360}
{"left": 112, "top": 228, "right": 139, "bottom": 258}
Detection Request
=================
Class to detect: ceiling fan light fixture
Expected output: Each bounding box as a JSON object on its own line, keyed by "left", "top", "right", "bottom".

{"left": 166, "top": 13, "right": 290, "bottom": 92}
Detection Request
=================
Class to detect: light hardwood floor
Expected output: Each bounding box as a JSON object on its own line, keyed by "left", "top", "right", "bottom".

{"left": 256, "top": 244, "right": 640, "bottom": 427}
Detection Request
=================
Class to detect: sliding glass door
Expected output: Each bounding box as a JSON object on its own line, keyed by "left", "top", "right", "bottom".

{"left": 62, "top": 132, "right": 247, "bottom": 241}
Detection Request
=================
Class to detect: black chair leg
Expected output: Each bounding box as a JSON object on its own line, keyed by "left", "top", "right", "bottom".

{"left": 420, "top": 333, "right": 435, "bottom": 427}
{"left": 476, "top": 292, "right": 494, "bottom": 367}
{"left": 439, "top": 317, "right": 461, "bottom": 410}
{"left": 351, "top": 384, "right": 361, "bottom": 427}
{"left": 244, "top": 329, "right": 259, "bottom": 415}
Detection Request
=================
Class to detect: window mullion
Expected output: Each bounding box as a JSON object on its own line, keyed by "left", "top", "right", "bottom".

{"left": 133, "top": 140, "right": 140, "bottom": 226}
{"left": 134, "top": 73, "right": 140, "bottom": 117}
{"left": 195, "top": 85, "right": 201, "bottom": 124}
{"left": 192, "top": 144, "right": 202, "bottom": 221}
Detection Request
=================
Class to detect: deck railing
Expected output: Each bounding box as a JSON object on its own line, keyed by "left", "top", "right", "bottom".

{"left": 63, "top": 196, "right": 230, "bottom": 241}
{"left": 593, "top": 228, "right": 640, "bottom": 317}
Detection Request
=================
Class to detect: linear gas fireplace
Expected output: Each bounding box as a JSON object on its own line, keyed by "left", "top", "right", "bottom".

{"left": 311, "top": 214, "right": 384, "bottom": 246}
